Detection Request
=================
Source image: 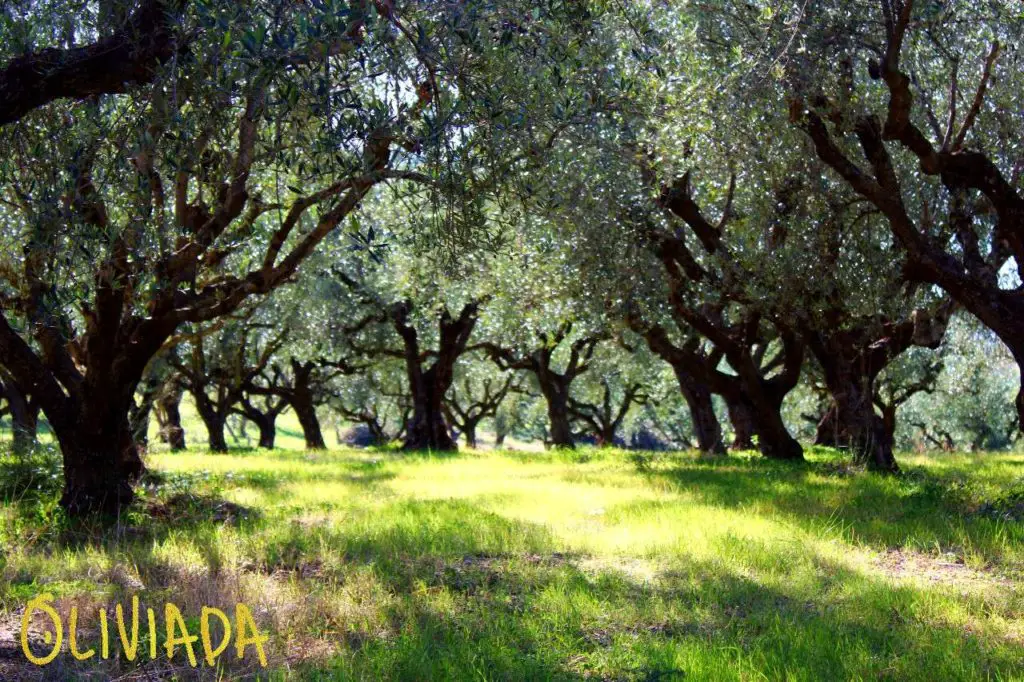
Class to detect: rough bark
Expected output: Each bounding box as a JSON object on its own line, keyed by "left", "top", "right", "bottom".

{"left": 798, "top": 11, "right": 1023, "bottom": 434}
{"left": 803, "top": 304, "right": 950, "bottom": 473}
{"left": 645, "top": 174, "right": 807, "bottom": 462}
{"left": 677, "top": 375, "right": 726, "bottom": 457}
{"left": 810, "top": 347, "right": 896, "bottom": 471}
{"left": 0, "top": 0, "right": 186, "bottom": 126}
{"left": 539, "top": 377, "right": 574, "bottom": 449}
{"left": 404, "top": 367, "right": 458, "bottom": 450}
{"left": 393, "top": 302, "right": 481, "bottom": 452}
{"left": 55, "top": 395, "right": 147, "bottom": 516}
{"left": 630, "top": 319, "right": 728, "bottom": 457}
{"left": 724, "top": 393, "right": 756, "bottom": 451}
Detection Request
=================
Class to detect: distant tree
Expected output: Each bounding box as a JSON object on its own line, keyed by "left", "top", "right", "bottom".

{"left": 444, "top": 359, "right": 517, "bottom": 449}
{"left": 331, "top": 362, "right": 410, "bottom": 447}
{"left": 171, "top": 319, "right": 286, "bottom": 452}
{"left": 481, "top": 324, "right": 602, "bottom": 450}
{"left": 898, "top": 315, "right": 1020, "bottom": 451}
{"left": 567, "top": 343, "right": 650, "bottom": 447}
{"left": 154, "top": 373, "right": 187, "bottom": 451}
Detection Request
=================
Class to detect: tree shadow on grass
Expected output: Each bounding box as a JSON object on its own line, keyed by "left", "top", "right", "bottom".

{"left": 638, "top": 455, "right": 1024, "bottom": 566}
{"left": 267, "top": 497, "right": 1021, "bottom": 681}
{"left": 3, "top": 482, "right": 1022, "bottom": 680}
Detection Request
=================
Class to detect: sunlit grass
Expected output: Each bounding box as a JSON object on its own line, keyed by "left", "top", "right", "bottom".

{"left": 1, "top": 446, "right": 1022, "bottom": 680}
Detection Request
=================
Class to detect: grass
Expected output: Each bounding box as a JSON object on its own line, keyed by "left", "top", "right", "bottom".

{"left": 1, "top": 445, "right": 1023, "bottom": 680}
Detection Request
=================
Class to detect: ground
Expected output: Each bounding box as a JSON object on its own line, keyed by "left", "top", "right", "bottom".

{"left": 0, "top": 446, "right": 1022, "bottom": 681}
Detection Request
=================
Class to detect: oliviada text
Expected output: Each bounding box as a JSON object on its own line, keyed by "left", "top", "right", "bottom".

{"left": 21, "top": 593, "right": 268, "bottom": 668}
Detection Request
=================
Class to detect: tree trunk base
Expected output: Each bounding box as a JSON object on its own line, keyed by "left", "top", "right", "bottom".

{"left": 60, "top": 477, "right": 136, "bottom": 517}
{"left": 59, "top": 440, "right": 144, "bottom": 517}
{"left": 258, "top": 431, "right": 276, "bottom": 449}
{"left": 403, "top": 433, "right": 458, "bottom": 452}
{"left": 759, "top": 436, "right": 804, "bottom": 461}
{"left": 698, "top": 444, "right": 728, "bottom": 460}
{"left": 166, "top": 426, "right": 186, "bottom": 451}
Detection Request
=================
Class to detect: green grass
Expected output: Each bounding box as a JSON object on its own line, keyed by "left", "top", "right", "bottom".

{"left": 1, "top": 446, "right": 1023, "bottom": 680}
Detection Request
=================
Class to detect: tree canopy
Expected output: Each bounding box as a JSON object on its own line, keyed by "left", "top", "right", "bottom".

{"left": 0, "top": 0, "right": 1020, "bottom": 517}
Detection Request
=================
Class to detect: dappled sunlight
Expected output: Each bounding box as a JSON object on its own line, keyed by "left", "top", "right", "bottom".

{"left": 2, "top": 447, "right": 1023, "bottom": 680}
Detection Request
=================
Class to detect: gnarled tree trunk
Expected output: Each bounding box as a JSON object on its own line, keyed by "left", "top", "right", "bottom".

{"left": 53, "top": 390, "right": 146, "bottom": 517}
{"left": 253, "top": 414, "right": 277, "bottom": 449}
{"left": 724, "top": 393, "right": 756, "bottom": 451}
{"left": 807, "top": 340, "right": 898, "bottom": 472}
{"left": 675, "top": 369, "right": 725, "bottom": 457}
{"left": 405, "top": 364, "right": 458, "bottom": 451}
{"left": 538, "top": 375, "right": 574, "bottom": 449}
{"left": 814, "top": 403, "right": 847, "bottom": 448}
{"left": 748, "top": 393, "right": 803, "bottom": 460}
{"left": 291, "top": 389, "right": 326, "bottom": 451}
{"left": 394, "top": 302, "right": 479, "bottom": 452}
{"left": 285, "top": 361, "right": 327, "bottom": 450}
{"left": 827, "top": 365, "right": 896, "bottom": 472}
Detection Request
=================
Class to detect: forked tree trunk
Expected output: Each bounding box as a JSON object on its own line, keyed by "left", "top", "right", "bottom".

{"left": 249, "top": 412, "right": 277, "bottom": 449}
{"left": 724, "top": 393, "right": 756, "bottom": 451}
{"left": 810, "top": 345, "right": 898, "bottom": 472}
{"left": 539, "top": 378, "right": 574, "bottom": 449}
{"left": 721, "top": 339, "right": 804, "bottom": 462}
{"left": 258, "top": 420, "right": 276, "bottom": 449}
{"left": 404, "top": 366, "right": 458, "bottom": 451}
{"left": 236, "top": 395, "right": 287, "bottom": 450}
{"left": 395, "top": 301, "right": 480, "bottom": 452}
{"left": 675, "top": 369, "right": 725, "bottom": 457}
{"left": 830, "top": 374, "right": 897, "bottom": 472}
